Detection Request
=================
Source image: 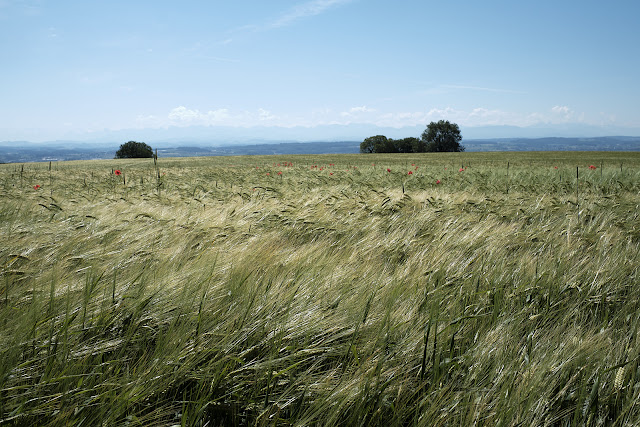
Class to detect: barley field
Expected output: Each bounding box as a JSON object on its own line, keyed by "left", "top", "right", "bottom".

{"left": 1, "top": 151, "right": 639, "bottom": 426}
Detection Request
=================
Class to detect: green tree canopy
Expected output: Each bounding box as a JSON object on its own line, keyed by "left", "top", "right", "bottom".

{"left": 115, "top": 141, "right": 154, "bottom": 159}
{"left": 360, "top": 135, "right": 390, "bottom": 153}
{"left": 360, "top": 136, "right": 376, "bottom": 153}
{"left": 395, "top": 137, "right": 419, "bottom": 153}
{"left": 360, "top": 121, "right": 463, "bottom": 153}
{"left": 421, "top": 120, "right": 464, "bottom": 152}
{"left": 411, "top": 137, "right": 427, "bottom": 153}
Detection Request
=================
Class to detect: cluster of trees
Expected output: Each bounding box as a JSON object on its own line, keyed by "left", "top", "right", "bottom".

{"left": 115, "top": 141, "right": 154, "bottom": 158}
{"left": 360, "top": 120, "right": 464, "bottom": 153}
{"left": 360, "top": 136, "right": 425, "bottom": 153}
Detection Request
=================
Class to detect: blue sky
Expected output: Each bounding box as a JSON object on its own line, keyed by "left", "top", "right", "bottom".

{"left": 1, "top": 0, "right": 639, "bottom": 141}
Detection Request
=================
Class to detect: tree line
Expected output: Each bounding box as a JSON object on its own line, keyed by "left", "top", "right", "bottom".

{"left": 360, "top": 120, "right": 464, "bottom": 153}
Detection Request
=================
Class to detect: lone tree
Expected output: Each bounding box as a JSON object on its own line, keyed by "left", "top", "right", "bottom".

{"left": 115, "top": 141, "right": 154, "bottom": 158}
{"left": 360, "top": 135, "right": 392, "bottom": 153}
{"left": 421, "top": 120, "right": 464, "bottom": 152}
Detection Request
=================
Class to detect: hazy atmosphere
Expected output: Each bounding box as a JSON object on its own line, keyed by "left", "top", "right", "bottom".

{"left": 2, "top": 0, "right": 640, "bottom": 143}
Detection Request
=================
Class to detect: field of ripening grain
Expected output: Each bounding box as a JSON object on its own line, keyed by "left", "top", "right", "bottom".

{"left": 1, "top": 151, "right": 639, "bottom": 426}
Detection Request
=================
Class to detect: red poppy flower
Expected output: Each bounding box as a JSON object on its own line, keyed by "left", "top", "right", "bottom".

{"left": 436, "top": 179, "right": 441, "bottom": 184}
{"left": 33, "top": 184, "right": 41, "bottom": 190}
{"left": 329, "top": 172, "right": 333, "bottom": 176}
{"left": 589, "top": 165, "right": 597, "bottom": 170}
{"left": 411, "top": 163, "right": 415, "bottom": 166}
{"left": 277, "top": 171, "right": 282, "bottom": 175}
{"left": 554, "top": 166, "right": 558, "bottom": 169}
{"left": 387, "top": 168, "right": 391, "bottom": 173}
{"left": 266, "top": 173, "right": 270, "bottom": 176}
{"left": 114, "top": 170, "right": 122, "bottom": 176}
{"left": 408, "top": 171, "right": 413, "bottom": 175}
{"left": 459, "top": 168, "right": 464, "bottom": 172}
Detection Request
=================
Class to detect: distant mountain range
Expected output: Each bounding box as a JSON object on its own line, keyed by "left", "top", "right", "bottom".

{"left": 3, "top": 122, "right": 640, "bottom": 145}
{"left": 1, "top": 135, "right": 639, "bottom": 163}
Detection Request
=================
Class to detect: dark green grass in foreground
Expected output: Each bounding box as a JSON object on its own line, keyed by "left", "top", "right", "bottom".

{"left": 1, "top": 152, "right": 639, "bottom": 425}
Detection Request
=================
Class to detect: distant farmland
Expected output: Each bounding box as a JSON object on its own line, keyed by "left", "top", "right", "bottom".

{"left": 1, "top": 135, "right": 640, "bottom": 163}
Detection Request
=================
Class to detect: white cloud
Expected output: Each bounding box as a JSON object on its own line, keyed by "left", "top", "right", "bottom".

{"left": 340, "top": 105, "right": 376, "bottom": 117}
{"left": 442, "top": 84, "right": 527, "bottom": 94}
{"left": 269, "top": 0, "right": 353, "bottom": 28}
{"left": 349, "top": 106, "right": 375, "bottom": 113}
{"left": 372, "top": 107, "right": 551, "bottom": 128}
{"left": 232, "top": 0, "right": 353, "bottom": 33}
{"left": 166, "top": 106, "right": 280, "bottom": 127}
{"left": 0, "top": 0, "right": 41, "bottom": 17}
{"left": 550, "top": 105, "right": 579, "bottom": 123}
{"left": 168, "top": 106, "right": 202, "bottom": 124}
{"left": 139, "top": 103, "right": 594, "bottom": 131}
{"left": 551, "top": 105, "right": 571, "bottom": 115}
{"left": 135, "top": 114, "right": 162, "bottom": 128}
{"left": 374, "top": 105, "right": 587, "bottom": 128}
{"left": 258, "top": 108, "right": 277, "bottom": 121}
{"left": 168, "top": 106, "right": 233, "bottom": 126}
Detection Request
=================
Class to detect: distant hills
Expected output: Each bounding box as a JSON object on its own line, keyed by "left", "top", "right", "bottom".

{"left": 1, "top": 136, "right": 639, "bottom": 163}
{"left": 5, "top": 122, "right": 640, "bottom": 144}
{"left": 461, "top": 136, "right": 640, "bottom": 152}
